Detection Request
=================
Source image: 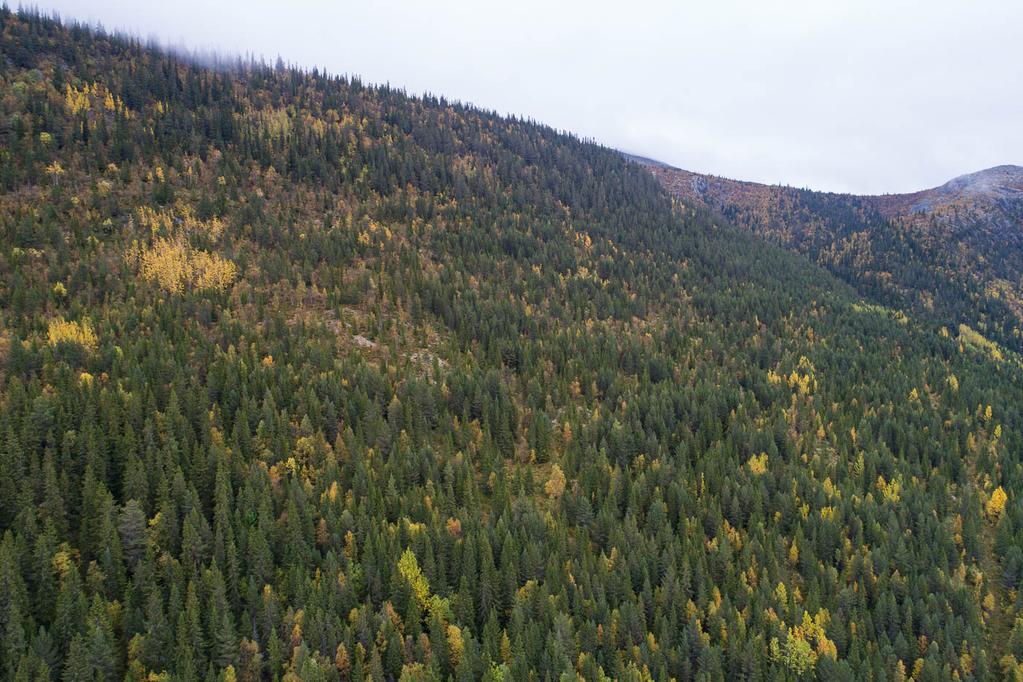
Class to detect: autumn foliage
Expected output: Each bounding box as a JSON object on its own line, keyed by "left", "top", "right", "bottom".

{"left": 0, "top": 9, "right": 1021, "bottom": 682}
{"left": 138, "top": 237, "right": 237, "bottom": 294}
{"left": 47, "top": 316, "right": 98, "bottom": 350}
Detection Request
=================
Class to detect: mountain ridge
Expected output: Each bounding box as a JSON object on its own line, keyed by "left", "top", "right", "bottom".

{"left": 637, "top": 155, "right": 1023, "bottom": 353}
{"left": 628, "top": 155, "right": 1023, "bottom": 207}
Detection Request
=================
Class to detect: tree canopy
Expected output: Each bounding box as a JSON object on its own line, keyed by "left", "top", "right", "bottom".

{"left": 0, "top": 8, "right": 1021, "bottom": 681}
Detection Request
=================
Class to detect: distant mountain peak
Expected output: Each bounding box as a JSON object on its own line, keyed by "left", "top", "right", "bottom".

{"left": 938, "top": 164, "right": 1023, "bottom": 198}
{"left": 882, "top": 164, "right": 1023, "bottom": 215}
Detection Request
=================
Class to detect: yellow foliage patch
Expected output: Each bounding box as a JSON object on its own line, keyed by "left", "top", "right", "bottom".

{"left": 769, "top": 609, "right": 837, "bottom": 675}
{"left": 398, "top": 548, "right": 448, "bottom": 619}
{"left": 47, "top": 317, "right": 98, "bottom": 351}
{"left": 139, "top": 238, "right": 236, "bottom": 294}
{"left": 986, "top": 486, "right": 1008, "bottom": 520}
{"left": 446, "top": 625, "right": 465, "bottom": 667}
{"left": 747, "top": 453, "right": 769, "bottom": 476}
{"left": 65, "top": 81, "right": 124, "bottom": 116}
{"left": 545, "top": 463, "right": 567, "bottom": 498}
{"left": 958, "top": 324, "right": 1004, "bottom": 362}
{"left": 876, "top": 475, "right": 902, "bottom": 504}
{"left": 65, "top": 83, "right": 91, "bottom": 115}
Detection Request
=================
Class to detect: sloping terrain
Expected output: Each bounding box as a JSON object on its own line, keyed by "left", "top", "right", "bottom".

{"left": 1, "top": 9, "right": 1022, "bottom": 681}
{"left": 646, "top": 162, "right": 1023, "bottom": 355}
{"left": 873, "top": 165, "right": 1023, "bottom": 219}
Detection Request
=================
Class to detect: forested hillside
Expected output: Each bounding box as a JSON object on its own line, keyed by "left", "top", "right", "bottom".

{"left": 1, "top": 9, "right": 1022, "bottom": 681}
{"left": 646, "top": 164, "right": 1023, "bottom": 357}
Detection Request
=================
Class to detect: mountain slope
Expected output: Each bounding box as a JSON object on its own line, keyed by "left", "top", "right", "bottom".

{"left": 1, "top": 9, "right": 1022, "bottom": 681}
{"left": 645, "top": 161, "right": 1023, "bottom": 355}
{"left": 874, "top": 165, "right": 1023, "bottom": 217}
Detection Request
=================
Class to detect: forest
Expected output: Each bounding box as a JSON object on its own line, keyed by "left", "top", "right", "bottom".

{"left": 648, "top": 165, "right": 1023, "bottom": 357}
{"left": 0, "top": 8, "right": 1022, "bottom": 681}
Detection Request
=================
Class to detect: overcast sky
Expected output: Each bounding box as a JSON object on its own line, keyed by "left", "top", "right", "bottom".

{"left": 36, "top": 0, "right": 1023, "bottom": 194}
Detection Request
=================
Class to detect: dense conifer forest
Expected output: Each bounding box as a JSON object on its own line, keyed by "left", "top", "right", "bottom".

{"left": 0, "top": 9, "right": 1021, "bottom": 681}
